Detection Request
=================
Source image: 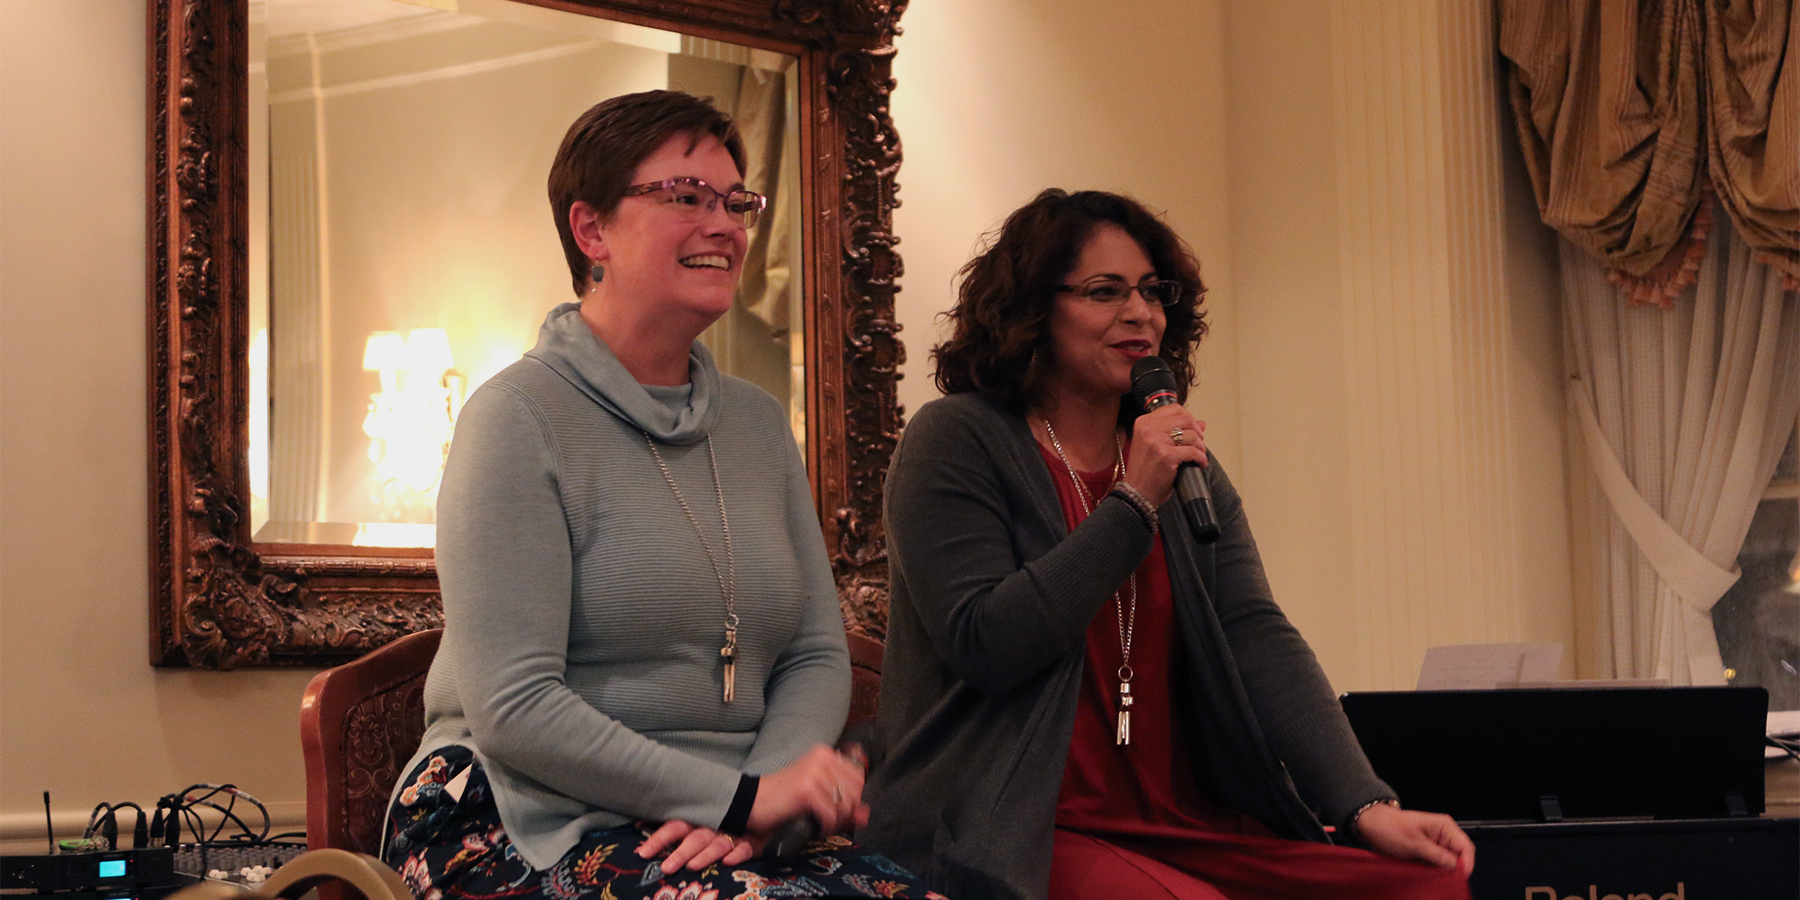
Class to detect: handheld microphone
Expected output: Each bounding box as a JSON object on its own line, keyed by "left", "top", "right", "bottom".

{"left": 1129, "top": 357, "right": 1220, "bottom": 544}
{"left": 763, "top": 816, "right": 817, "bottom": 859}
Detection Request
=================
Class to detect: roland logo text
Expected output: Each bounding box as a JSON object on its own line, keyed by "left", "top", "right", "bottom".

{"left": 1525, "top": 884, "right": 1685, "bottom": 900}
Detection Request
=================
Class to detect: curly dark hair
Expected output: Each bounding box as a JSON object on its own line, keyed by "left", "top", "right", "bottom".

{"left": 931, "top": 188, "right": 1209, "bottom": 416}
{"left": 548, "top": 90, "right": 747, "bottom": 297}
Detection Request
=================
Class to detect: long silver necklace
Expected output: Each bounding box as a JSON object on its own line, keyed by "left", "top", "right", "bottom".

{"left": 1040, "top": 419, "right": 1138, "bottom": 746}
{"left": 644, "top": 434, "right": 740, "bottom": 703}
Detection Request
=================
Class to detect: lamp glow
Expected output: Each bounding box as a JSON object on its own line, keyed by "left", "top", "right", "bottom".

{"left": 362, "top": 330, "right": 407, "bottom": 370}
{"left": 362, "top": 328, "right": 460, "bottom": 512}
{"left": 363, "top": 331, "right": 408, "bottom": 393}
{"left": 406, "top": 328, "right": 454, "bottom": 374}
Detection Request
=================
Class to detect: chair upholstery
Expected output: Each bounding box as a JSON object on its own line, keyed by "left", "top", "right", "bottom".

{"left": 300, "top": 625, "right": 884, "bottom": 859}
{"left": 846, "top": 630, "right": 884, "bottom": 727}
{"left": 300, "top": 628, "right": 441, "bottom": 857}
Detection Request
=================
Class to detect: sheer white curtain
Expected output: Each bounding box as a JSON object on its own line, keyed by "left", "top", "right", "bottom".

{"left": 1564, "top": 212, "right": 1800, "bottom": 684}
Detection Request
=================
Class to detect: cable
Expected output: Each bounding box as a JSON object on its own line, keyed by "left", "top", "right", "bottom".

{"left": 1768, "top": 734, "right": 1800, "bottom": 762}
{"left": 160, "top": 782, "right": 308, "bottom": 881}
{"left": 108, "top": 802, "right": 148, "bottom": 848}
{"left": 55, "top": 786, "right": 304, "bottom": 883}
{"left": 173, "top": 784, "right": 270, "bottom": 844}
{"left": 82, "top": 803, "right": 111, "bottom": 841}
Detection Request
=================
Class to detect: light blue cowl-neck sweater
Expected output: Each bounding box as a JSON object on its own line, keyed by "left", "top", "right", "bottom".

{"left": 392, "top": 302, "right": 849, "bottom": 870}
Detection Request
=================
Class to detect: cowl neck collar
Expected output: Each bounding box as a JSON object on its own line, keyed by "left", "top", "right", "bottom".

{"left": 524, "top": 301, "right": 722, "bottom": 445}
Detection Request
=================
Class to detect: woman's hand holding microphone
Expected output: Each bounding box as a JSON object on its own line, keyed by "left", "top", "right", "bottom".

{"left": 1124, "top": 404, "right": 1208, "bottom": 508}
{"left": 749, "top": 743, "right": 870, "bottom": 840}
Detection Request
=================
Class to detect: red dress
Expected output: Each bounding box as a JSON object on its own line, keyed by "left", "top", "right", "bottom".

{"left": 1040, "top": 444, "right": 1469, "bottom": 900}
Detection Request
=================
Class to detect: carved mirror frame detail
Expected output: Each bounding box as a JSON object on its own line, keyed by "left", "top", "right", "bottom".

{"left": 148, "top": 0, "right": 906, "bottom": 668}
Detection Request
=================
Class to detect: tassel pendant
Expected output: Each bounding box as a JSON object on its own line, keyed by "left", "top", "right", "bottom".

{"left": 1115, "top": 681, "right": 1134, "bottom": 745}
{"left": 720, "top": 626, "right": 738, "bottom": 703}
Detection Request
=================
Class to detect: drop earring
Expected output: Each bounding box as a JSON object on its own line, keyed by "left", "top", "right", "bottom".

{"left": 589, "top": 260, "right": 605, "bottom": 286}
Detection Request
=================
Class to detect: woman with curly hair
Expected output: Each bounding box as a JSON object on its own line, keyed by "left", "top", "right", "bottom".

{"left": 864, "top": 188, "right": 1474, "bottom": 900}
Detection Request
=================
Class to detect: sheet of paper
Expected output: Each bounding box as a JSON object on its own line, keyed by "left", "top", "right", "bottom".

{"left": 1416, "top": 643, "right": 1562, "bottom": 690}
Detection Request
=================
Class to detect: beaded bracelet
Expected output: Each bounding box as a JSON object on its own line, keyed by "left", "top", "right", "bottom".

{"left": 1344, "top": 797, "right": 1400, "bottom": 840}
{"left": 1109, "top": 483, "right": 1160, "bottom": 533}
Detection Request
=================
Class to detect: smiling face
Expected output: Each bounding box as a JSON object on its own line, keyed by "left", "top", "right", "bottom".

{"left": 587, "top": 132, "right": 748, "bottom": 330}
{"left": 1038, "top": 222, "right": 1166, "bottom": 409}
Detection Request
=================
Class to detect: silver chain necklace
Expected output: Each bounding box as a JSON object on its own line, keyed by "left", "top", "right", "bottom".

{"left": 1040, "top": 419, "right": 1138, "bottom": 746}
{"left": 644, "top": 434, "right": 740, "bottom": 703}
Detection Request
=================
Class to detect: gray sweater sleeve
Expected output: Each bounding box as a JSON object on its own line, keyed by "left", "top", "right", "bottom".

{"left": 435, "top": 382, "right": 741, "bottom": 829}
{"left": 1181, "top": 467, "right": 1393, "bottom": 829}
{"left": 882, "top": 398, "right": 1157, "bottom": 696}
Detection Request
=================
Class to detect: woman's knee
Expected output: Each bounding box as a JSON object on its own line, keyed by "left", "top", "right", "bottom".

{"left": 1049, "top": 830, "right": 1224, "bottom": 900}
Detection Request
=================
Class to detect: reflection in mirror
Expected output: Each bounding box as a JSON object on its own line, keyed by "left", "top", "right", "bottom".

{"left": 248, "top": 0, "right": 803, "bottom": 547}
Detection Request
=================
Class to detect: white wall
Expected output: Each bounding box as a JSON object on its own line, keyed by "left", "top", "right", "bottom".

{"left": 1222, "top": 0, "right": 1573, "bottom": 685}
{"left": 0, "top": 0, "right": 1571, "bottom": 848}
{"left": 1, "top": 0, "right": 317, "bottom": 848}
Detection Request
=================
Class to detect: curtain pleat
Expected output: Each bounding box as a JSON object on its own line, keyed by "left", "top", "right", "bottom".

{"left": 1703, "top": 0, "right": 1800, "bottom": 281}
{"left": 1564, "top": 216, "right": 1800, "bottom": 683}
{"left": 734, "top": 66, "right": 794, "bottom": 335}
{"left": 1501, "top": 0, "right": 1799, "bottom": 303}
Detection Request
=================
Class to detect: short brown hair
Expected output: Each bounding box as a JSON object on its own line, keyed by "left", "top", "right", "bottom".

{"left": 547, "top": 90, "right": 747, "bottom": 296}
{"left": 932, "top": 188, "right": 1209, "bottom": 415}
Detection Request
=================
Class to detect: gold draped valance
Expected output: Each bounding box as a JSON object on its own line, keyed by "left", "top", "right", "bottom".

{"left": 1500, "top": 0, "right": 1798, "bottom": 305}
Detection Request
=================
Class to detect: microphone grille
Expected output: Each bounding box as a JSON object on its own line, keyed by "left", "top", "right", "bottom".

{"left": 1130, "top": 356, "right": 1177, "bottom": 395}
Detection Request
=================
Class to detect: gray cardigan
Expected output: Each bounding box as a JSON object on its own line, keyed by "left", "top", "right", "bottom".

{"left": 863, "top": 392, "right": 1391, "bottom": 900}
{"left": 395, "top": 303, "right": 849, "bottom": 870}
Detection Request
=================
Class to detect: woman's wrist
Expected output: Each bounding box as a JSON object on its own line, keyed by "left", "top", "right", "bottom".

{"left": 1108, "top": 483, "right": 1160, "bottom": 533}
{"left": 720, "top": 774, "right": 759, "bottom": 834}
{"left": 1343, "top": 797, "right": 1399, "bottom": 840}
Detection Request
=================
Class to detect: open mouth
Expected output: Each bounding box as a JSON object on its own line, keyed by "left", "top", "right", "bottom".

{"left": 680, "top": 254, "right": 731, "bottom": 271}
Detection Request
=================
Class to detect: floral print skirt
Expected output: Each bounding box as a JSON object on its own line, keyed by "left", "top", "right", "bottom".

{"left": 386, "top": 747, "right": 946, "bottom": 900}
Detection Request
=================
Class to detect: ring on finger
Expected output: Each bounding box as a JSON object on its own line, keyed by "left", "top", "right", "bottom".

{"left": 1170, "top": 428, "right": 1185, "bottom": 445}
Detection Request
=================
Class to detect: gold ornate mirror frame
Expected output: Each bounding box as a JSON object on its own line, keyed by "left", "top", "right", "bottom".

{"left": 147, "top": 0, "right": 906, "bottom": 668}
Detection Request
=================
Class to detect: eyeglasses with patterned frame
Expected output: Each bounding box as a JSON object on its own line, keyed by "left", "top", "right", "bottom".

{"left": 621, "top": 177, "right": 767, "bottom": 228}
{"left": 1054, "top": 277, "right": 1185, "bottom": 308}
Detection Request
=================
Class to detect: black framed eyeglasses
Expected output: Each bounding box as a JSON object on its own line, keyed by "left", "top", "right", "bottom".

{"left": 1055, "top": 277, "right": 1184, "bottom": 307}
{"left": 622, "top": 177, "right": 767, "bottom": 227}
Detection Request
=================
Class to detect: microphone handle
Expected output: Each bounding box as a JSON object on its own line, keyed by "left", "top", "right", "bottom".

{"left": 1174, "top": 462, "right": 1221, "bottom": 544}
{"left": 763, "top": 816, "right": 818, "bottom": 859}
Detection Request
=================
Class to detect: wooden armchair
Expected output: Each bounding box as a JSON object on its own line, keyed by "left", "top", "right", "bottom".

{"left": 300, "top": 628, "right": 442, "bottom": 858}
{"left": 845, "top": 631, "right": 885, "bottom": 729}
{"left": 299, "top": 627, "right": 884, "bottom": 860}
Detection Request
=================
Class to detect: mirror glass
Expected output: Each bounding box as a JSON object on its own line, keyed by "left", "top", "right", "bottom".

{"left": 248, "top": 0, "right": 803, "bottom": 547}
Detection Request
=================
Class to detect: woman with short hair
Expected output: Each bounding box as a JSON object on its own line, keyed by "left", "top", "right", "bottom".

{"left": 384, "top": 89, "right": 940, "bottom": 900}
